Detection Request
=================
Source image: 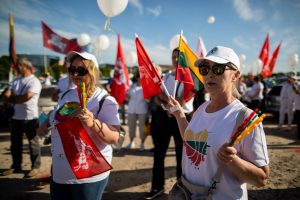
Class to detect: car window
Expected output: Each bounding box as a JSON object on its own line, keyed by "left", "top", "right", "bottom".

{"left": 40, "top": 87, "right": 56, "bottom": 97}
{"left": 268, "top": 86, "right": 282, "bottom": 96}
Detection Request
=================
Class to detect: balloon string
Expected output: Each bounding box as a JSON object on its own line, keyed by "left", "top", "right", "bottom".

{"left": 103, "top": 17, "right": 114, "bottom": 32}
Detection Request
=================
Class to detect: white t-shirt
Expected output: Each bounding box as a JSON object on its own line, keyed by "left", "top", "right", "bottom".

{"left": 56, "top": 75, "right": 76, "bottom": 95}
{"left": 280, "top": 81, "right": 296, "bottom": 103}
{"left": 182, "top": 99, "right": 269, "bottom": 200}
{"left": 250, "top": 82, "right": 264, "bottom": 100}
{"left": 127, "top": 84, "right": 148, "bottom": 114}
{"left": 49, "top": 87, "right": 120, "bottom": 184}
{"left": 9, "top": 75, "right": 42, "bottom": 120}
{"left": 294, "top": 83, "right": 300, "bottom": 110}
{"left": 163, "top": 73, "right": 194, "bottom": 113}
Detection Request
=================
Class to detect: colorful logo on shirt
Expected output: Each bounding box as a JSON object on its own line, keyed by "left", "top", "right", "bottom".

{"left": 183, "top": 129, "right": 210, "bottom": 168}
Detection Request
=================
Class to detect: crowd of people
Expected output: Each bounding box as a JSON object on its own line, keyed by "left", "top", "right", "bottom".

{"left": 1, "top": 46, "right": 299, "bottom": 200}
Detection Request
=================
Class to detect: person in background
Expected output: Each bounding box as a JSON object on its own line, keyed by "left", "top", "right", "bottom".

{"left": 291, "top": 78, "right": 300, "bottom": 144}
{"left": 2, "top": 58, "right": 42, "bottom": 178}
{"left": 237, "top": 76, "right": 248, "bottom": 105}
{"left": 165, "top": 46, "right": 269, "bottom": 199}
{"left": 52, "top": 57, "right": 76, "bottom": 102}
{"left": 37, "top": 51, "right": 120, "bottom": 200}
{"left": 249, "top": 76, "right": 264, "bottom": 110}
{"left": 125, "top": 74, "right": 149, "bottom": 151}
{"left": 144, "top": 48, "right": 194, "bottom": 200}
{"left": 278, "top": 72, "right": 297, "bottom": 130}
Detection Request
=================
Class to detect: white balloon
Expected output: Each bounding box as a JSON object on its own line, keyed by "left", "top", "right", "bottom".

{"left": 126, "top": 51, "right": 137, "bottom": 66}
{"left": 289, "top": 53, "right": 298, "bottom": 66}
{"left": 97, "top": 0, "right": 128, "bottom": 18}
{"left": 239, "top": 54, "right": 246, "bottom": 63}
{"left": 208, "top": 16, "right": 215, "bottom": 24}
{"left": 169, "top": 34, "right": 187, "bottom": 50}
{"left": 96, "top": 35, "right": 110, "bottom": 51}
{"left": 77, "top": 33, "right": 91, "bottom": 46}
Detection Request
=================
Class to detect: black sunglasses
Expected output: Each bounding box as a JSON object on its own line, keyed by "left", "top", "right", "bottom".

{"left": 198, "top": 63, "right": 234, "bottom": 76}
{"left": 68, "top": 66, "right": 89, "bottom": 76}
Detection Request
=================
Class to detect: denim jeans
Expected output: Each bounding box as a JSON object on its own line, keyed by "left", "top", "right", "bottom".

{"left": 50, "top": 177, "right": 109, "bottom": 200}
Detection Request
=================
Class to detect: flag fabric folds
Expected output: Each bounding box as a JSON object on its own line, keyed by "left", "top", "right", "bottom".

{"left": 9, "top": 14, "right": 17, "bottom": 69}
{"left": 259, "top": 34, "right": 269, "bottom": 68}
{"left": 135, "top": 36, "right": 162, "bottom": 99}
{"left": 196, "top": 36, "right": 207, "bottom": 58}
{"left": 41, "top": 21, "right": 81, "bottom": 54}
{"left": 176, "top": 35, "right": 204, "bottom": 102}
{"left": 261, "top": 43, "right": 281, "bottom": 78}
{"left": 56, "top": 117, "right": 112, "bottom": 179}
{"left": 110, "top": 34, "right": 130, "bottom": 105}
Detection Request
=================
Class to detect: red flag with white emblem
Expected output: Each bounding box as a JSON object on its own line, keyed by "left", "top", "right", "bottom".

{"left": 41, "top": 21, "right": 81, "bottom": 54}
{"left": 110, "top": 34, "right": 130, "bottom": 104}
{"left": 135, "top": 36, "right": 162, "bottom": 99}
{"left": 56, "top": 117, "right": 112, "bottom": 179}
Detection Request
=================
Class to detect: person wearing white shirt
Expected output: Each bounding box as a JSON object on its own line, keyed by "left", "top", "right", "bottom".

{"left": 279, "top": 73, "right": 297, "bottom": 130}
{"left": 126, "top": 75, "right": 149, "bottom": 151}
{"left": 249, "top": 76, "right": 264, "bottom": 110}
{"left": 2, "top": 58, "right": 42, "bottom": 178}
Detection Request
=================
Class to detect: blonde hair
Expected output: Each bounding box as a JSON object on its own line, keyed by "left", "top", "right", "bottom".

{"left": 69, "top": 55, "right": 100, "bottom": 98}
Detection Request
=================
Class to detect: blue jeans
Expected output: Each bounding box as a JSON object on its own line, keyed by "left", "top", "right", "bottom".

{"left": 50, "top": 177, "right": 109, "bottom": 200}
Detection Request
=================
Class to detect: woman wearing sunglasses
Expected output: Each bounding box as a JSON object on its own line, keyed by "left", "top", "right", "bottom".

{"left": 38, "top": 51, "right": 120, "bottom": 200}
{"left": 165, "top": 46, "right": 269, "bottom": 199}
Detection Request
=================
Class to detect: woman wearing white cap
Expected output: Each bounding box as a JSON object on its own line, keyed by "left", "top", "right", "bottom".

{"left": 164, "top": 46, "right": 269, "bottom": 199}
{"left": 38, "top": 51, "right": 120, "bottom": 200}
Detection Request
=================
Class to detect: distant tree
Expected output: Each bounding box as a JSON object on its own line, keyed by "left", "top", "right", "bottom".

{"left": 0, "top": 56, "right": 11, "bottom": 81}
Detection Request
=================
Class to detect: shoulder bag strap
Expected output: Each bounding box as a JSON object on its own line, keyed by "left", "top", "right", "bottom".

{"left": 97, "top": 94, "right": 109, "bottom": 116}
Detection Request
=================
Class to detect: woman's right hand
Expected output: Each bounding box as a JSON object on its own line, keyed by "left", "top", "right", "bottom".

{"left": 37, "top": 119, "right": 50, "bottom": 137}
{"left": 161, "top": 96, "right": 185, "bottom": 118}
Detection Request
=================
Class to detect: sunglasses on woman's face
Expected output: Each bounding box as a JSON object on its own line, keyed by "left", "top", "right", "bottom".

{"left": 68, "top": 66, "right": 89, "bottom": 76}
{"left": 198, "top": 63, "right": 233, "bottom": 76}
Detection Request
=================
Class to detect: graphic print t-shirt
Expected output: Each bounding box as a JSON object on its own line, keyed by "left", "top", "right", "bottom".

{"left": 181, "top": 99, "right": 269, "bottom": 200}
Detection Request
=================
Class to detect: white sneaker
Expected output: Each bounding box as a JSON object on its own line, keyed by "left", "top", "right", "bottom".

{"left": 139, "top": 144, "right": 145, "bottom": 151}
{"left": 125, "top": 141, "right": 135, "bottom": 149}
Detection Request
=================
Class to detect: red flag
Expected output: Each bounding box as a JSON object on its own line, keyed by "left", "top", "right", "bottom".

{"left": 9, "top": 14, "right": 17, "bottom": 69}
{"left": 259, "top": 34, "right": 269, "bottom": 67}
{"left": 110, "top": 34, "right": 130, "bottom": 105}
{"left": 41, "top": 21, "right": 81, "bottom": 54}
{"left": 195, "top": 36, "right": 207, "bottom": 58}
{"left": 56, "top": 117, "right": 112, "bottom": 179}
{"left": 261, "top": 42, "right": 281, "bottom": 78}
{"left": 135, "top": 36, "right": 162, "bottom": 99}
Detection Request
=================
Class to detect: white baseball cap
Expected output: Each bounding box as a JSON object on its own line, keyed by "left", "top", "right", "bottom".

{"left": 67, "top": 51, "right": 99, "bottom": 69}
{"left": 194, "top": 46, "right": 240, "bottom": 70}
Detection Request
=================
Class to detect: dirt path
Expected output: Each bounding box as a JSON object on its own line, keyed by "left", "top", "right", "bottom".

{"left": 0, "top": 114, "right": 299, "bottom": 200}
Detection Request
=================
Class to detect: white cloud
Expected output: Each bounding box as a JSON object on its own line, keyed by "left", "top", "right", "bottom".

{"left": 129, "top": 0, "right": 144, "bottom": 14}
{"left": 232, "top": 0, "right": 263, "bottom": 22}
{"left": 147, "top": 6, "right": 161, "bottom": 17}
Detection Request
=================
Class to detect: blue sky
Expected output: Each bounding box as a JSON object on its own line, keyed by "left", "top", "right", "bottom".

{"left": 0, "top": 0, "right": 299, "bottom": 74}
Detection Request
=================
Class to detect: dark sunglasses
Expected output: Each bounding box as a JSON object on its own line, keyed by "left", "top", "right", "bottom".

{"left": 68, "top": 66, "right": 89, "bottom": 76}
{"left": 198, "top": 63, "right": 234, "bottom": 76}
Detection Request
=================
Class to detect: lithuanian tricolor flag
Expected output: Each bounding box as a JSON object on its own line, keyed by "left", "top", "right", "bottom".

{"left": 9, "top": 14, "right": 17, "bottom": 69}
{"left": 176, "top": 35, "right": 204, "bottom": 102}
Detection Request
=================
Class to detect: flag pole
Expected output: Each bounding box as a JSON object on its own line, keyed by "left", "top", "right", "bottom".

{"left": 43, "top": 48, "right": 47, "bottom": 73}
{"left": 172, "top": 30, "right": 183, "bottom": 97}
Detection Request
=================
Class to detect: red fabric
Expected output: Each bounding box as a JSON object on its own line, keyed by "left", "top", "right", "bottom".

{"left": 56, "top": 117, "right": 112, "bottom": 179}
{"left": 175, "top": 65, "right": 195, "bottom": 102}
{"left": 135, "top": 37, "right": 162, "bottom": 99}
{"left": 261, "top": 43, "right": 281, "bottom": 78}
{"left": 110, "top": 34, "right": 130, "bottom": 104}
{"left": 41, "top": 21, "right": 81, "bottom": 54}
{"left": 259, "top": 34, "right": 269, "bottom": 67}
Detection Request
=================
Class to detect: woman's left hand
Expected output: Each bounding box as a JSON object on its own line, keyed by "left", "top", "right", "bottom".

{"left": 217, "top": 143, "right": 237, "bottom": 165}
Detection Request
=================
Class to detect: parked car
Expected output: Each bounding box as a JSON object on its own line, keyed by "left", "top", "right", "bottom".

{"left": 265, "top": 84, "right": 282, "bottom": 115}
